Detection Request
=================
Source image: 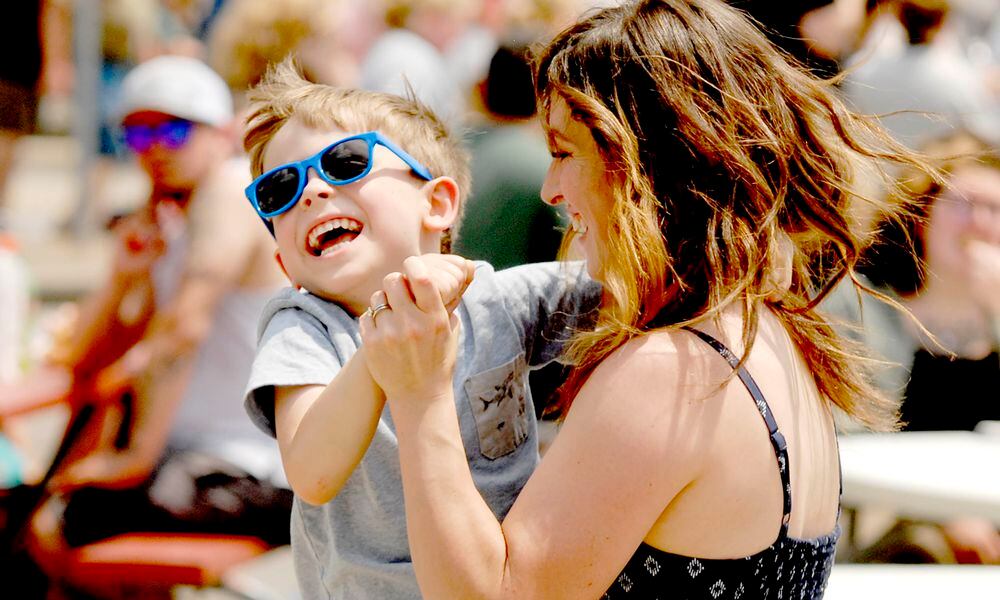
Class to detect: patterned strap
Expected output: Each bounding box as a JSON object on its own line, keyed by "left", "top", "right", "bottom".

{"left": 682, "top": 327, "right": 793, "bottom": 538}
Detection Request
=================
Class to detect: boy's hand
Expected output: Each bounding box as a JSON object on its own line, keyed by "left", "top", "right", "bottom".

{"left": 405, "top": 254, "right": 475, "bottom": 313}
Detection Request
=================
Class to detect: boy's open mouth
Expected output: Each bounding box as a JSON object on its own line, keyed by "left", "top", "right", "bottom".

{"left": 307, "top": 217, "right": 363, "bottom": 257}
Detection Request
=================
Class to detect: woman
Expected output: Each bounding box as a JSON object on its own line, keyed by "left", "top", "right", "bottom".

{"left": 361, "top": 1, "right": 930, "bottom": 597}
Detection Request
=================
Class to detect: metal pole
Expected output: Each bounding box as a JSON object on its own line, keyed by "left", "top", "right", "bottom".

{"left": 71, "top": 0, "right": 101, "bottom": 237}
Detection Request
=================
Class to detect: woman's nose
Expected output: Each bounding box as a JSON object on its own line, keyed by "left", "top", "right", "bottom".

{"left": 540, "top": 166, "right": 562, "bottom": 206}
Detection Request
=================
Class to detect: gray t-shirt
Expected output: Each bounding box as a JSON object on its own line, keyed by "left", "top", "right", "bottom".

{"left": 245, "top": 261, "right": 599, "bottom": 599}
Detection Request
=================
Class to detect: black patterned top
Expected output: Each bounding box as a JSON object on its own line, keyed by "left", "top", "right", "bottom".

{"left": 603, "top": 328, "right": 839, "bottom": 599}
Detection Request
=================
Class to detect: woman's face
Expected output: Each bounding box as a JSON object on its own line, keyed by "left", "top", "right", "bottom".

{"left": 924, "top": 164, "right": 1000, "bottom": 286}
{"left": 540, "top": 97, "right": 616, "bottom": 279}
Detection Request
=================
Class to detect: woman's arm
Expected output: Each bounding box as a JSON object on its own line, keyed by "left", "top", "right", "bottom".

{"left": 363, "top": 272, "right": 712, "bottom": 599}
{"left": 277, "top": 255, "right": 475, "bottom": 505}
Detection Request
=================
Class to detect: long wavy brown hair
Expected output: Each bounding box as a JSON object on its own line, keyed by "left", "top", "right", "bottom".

{"left": 536, "top": 0, "right": 937, "bottom": 430}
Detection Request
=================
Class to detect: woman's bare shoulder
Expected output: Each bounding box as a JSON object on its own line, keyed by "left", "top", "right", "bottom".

{"left": 567, "top": 329, "right": 735, "bottom": 448}
{"left": 586, "top": 328, "right": 733, "bottom": 395}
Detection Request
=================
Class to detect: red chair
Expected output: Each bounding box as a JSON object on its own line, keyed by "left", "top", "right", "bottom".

{"left": 60, "top": 533, "right": 270, "bottom": 598}
{"left": 1, "top": 366, "right": 277, "bottom": 598}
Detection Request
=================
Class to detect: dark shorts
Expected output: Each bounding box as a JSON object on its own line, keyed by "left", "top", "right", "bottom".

{"left": 0, "top": 80, "right": 38, "bottom": 134}
{"left": 61, "top": 449, "right": 293, "bottom": 548}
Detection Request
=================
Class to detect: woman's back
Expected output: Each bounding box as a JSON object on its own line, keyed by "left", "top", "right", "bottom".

{"left": 600, "top": 309, "right": 840, "bottom": 598}
{"left": 604, "top": 308, "right": 840, "bottom": 557}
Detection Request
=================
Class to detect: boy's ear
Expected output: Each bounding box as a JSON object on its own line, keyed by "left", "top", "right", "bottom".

{"left": 422, "top": 176, "right": 461, "bottom": 233}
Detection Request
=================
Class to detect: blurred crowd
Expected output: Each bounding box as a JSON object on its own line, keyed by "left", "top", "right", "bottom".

{"left": 0, "top": 0, "right": 998, "bottom": 596}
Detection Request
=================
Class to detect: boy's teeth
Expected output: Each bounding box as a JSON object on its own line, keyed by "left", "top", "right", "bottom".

{"left": 308, "top": 217, "right": 361, "bottom": 250}
{"left": 570, "top": 216, "right": 588, "bottom": 234}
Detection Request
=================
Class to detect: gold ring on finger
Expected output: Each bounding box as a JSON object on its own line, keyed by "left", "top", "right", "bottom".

{"left": 369, "top": 302, "right": 390, "bottom": 320}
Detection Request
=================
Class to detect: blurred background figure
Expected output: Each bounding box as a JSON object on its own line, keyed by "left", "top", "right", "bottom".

{"left": 0, "top": 2, "right": 46, "bottom": 224}
{"left": 353, "top": 0, "right": 619, "bottom": 126}
{"left": 18, "top": 55, "right": 290, "bottom": 598}
{"left": 0, "top": 2, "right": 47, "bottom": 388}
{"left": 727, "top": 0, "right": 871, "bottom": 75}
{"left": 857, "top": 131, "right": 1000, "bottom": 433}
{"left": 208, "top": 0, "right": 368, "bottom": 108}
{"left": 360, "top": 0, "right": 475, "bottom": 125}
{"left": 455, "top": 36, "right": 565, "bottom": 269}
{"left": 842, "top": 0, "right": 1000, "bottom": 148}
{"left": 826, "top": 131, "right": 1000, "bottom": 564}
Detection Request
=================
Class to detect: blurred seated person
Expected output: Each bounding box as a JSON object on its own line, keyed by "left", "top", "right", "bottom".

{"left": 455, "top": 37, "right": 565, "bottom": 270}
{"left": 25, "top": 55, "right": 291, "bottom": 590}
{"left": 825, "top": 131, "right": 1000, "bottom": 563}
{"left": 842, "top": 0, "right": 1000, "bottom": 149}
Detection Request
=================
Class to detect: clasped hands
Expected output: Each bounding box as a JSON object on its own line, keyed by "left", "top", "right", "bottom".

{"left": 359, "top": 254, "right": 476, "bottom": 405}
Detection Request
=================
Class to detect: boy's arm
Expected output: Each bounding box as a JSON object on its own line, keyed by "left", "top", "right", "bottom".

{"left": 496, "top": 262, "right": 601, "bottom": 367}
{"left": 268, "top": 255, "right": 473, "bottom": 505}
{"left": 273, "top": 346, "right": 385, "bottom": 506}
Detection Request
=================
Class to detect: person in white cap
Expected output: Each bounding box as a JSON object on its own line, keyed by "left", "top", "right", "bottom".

{"left": 25, "top": 55, "right": 290, "bottom": 595}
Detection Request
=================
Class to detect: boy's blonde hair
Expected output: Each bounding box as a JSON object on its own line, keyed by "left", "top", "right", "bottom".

{"left": 243, "top": 60, "right": 470, "bottom": 250}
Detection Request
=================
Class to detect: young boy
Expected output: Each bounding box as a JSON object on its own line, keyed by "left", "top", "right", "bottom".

{"left": 241, "top": 62, "right": 599, "bottom": 599}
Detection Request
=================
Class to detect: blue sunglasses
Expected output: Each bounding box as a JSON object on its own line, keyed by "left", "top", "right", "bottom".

{"left": 122, "top": 119, "right": 194, "bottom": 153}
{"left": 245, "top": 131, "right": 433, "bottom": 221}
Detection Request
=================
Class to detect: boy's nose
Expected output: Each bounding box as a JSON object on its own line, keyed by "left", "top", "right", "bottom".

{"left": 302, "top": 168, "right": 334, "bottom": 204}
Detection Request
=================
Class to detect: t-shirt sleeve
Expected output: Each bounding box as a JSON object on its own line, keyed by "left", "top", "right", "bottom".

{"left": 244, "top": 307, "right": 343, "bottom": 437}
{"left": 492, "top": 261, "right": 602, "bottom": 367}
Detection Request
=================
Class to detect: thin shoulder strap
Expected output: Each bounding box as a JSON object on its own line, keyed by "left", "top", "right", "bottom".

{"left": 682, "top": 326, "right": 793, "bottom": 538}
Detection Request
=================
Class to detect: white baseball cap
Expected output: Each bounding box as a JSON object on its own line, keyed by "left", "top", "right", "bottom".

{"left": 117, "top": 55, "right": 234, "bottom": 127}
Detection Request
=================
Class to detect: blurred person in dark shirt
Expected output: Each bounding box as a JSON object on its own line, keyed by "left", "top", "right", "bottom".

{"left": 827, "top": 131, "right": 1000, "bottom": 564}
{"left": 456, "top": 37, "right": 565, "bottom": 270}
{"left": 728, "top": 0, "right": 869, "bottom": 75}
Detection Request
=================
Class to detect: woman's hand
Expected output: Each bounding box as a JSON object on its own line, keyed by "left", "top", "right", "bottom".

{"left": 359, "top": 256, "right": 466, "bottom": 406}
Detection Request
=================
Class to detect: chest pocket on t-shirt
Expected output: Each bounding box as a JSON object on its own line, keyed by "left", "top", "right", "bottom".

{"left": 464, "top": 353, "right": 530, "bottom": 460}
